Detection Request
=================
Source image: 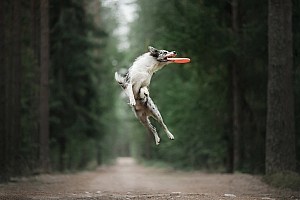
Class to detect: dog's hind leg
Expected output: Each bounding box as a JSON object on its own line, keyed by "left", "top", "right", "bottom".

{"left": 133, "top": 101, "right": 160, "bottom": 145}
{"left": 139, "top": 114, "right": 161, "bottom": 145}
{"left": 146, "top": 97, "right": 175, "bottom": 140}
{"left": 146, "top": 117, "right": 161, "bottom": 145}
{"left": 140, "top": 117, "right": 160, "bottom": 145}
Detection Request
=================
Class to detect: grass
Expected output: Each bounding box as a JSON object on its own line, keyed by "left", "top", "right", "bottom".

{"left": 263, "top": 171, "right": 300, "bottom": 191}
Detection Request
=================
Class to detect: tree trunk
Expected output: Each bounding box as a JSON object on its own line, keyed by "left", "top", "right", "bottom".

{"left": 13, "top": 0, "right": 22, "bottom": 171}
{"left": 0, "top": 0, "right": 22, "bottom": 177}
{"left": 30, "top": 0, "right": 41, "bottom": 170}
{"left": 0, "top": 0, "right": 7, "bottom": 182}
{"left": 266, "top": 0, "right": 295, "bottom": 174}
{"left": 231, "top": 62, "right": 242, "bottom": 171}
{"left": 39, "top": 0, "right": 50, "bottom": 172}
{"left": 231, "top": 0, "right": 243, "bottom": 172}
{"left": 31, "top": 0, "right": 40, "bottom": 64}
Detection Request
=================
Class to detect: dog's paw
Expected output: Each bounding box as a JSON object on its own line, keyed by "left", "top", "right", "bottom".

{"left": 167, "top": 132, "right": 175, "bottom": 140}
{"left": 129, "top": 98, "right": 136, "bottom": 106}
{"left": 155, "top": 136, "right": 161, "bottom": 145}
{"left": 139, "top": 87, "right": 149, "bottom": 100}
{"left": 141, "top": 87, "right": 149, "bottom": 97}
{"left": 130, "top": 102, "right": 136, "bottom": 106}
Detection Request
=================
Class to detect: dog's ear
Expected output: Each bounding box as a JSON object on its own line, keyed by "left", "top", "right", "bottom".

{"left": 148, "top": 46, "right": 159, "bottom": 57}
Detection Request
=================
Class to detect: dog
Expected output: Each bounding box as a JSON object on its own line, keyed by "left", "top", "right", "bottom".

{"left": 115, "top": 46, "right": 176, "bottom": 145}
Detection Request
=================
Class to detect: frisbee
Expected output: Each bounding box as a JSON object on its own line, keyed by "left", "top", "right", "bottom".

{"left": 167, "top": 57, "right": 191, "bottom": 64}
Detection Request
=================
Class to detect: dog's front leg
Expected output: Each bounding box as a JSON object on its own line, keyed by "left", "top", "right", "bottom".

{"left": 125, "top": 83, "right": 136, "bottom": 106}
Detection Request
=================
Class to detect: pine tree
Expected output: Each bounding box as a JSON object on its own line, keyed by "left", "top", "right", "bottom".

{"left": 39, "top": 0, "right": 50, "bottom": 172}
{"left": 266, "top": 0, "right": 296, "bottom": 174}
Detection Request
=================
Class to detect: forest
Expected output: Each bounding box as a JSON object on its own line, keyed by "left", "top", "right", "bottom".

{"left": 0, "top": 0, "right": 300, "bottom": 183}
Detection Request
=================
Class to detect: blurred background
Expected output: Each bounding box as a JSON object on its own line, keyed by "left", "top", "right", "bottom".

{"left": 0, "top": 0, "right": 299, "bottom": 181}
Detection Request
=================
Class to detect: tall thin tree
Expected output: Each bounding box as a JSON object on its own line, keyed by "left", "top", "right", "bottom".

{"left": 231, "top": 0, "right": 243, "bottom": 172}
{"left": 39, "top": 0, "right": 50, "bottom": 172}
{"left": 266, "top": 0, "right": 296, "bottom": 174}
{"left": 12, "top": 0, "right": 22, "bottom": 173}
{"left": 0, "top": 0, "right": 7, "bottom": 182}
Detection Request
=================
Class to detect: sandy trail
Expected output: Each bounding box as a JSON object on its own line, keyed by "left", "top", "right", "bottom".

{"left": 0, "top": 157, "right": 299, "bottom": 199}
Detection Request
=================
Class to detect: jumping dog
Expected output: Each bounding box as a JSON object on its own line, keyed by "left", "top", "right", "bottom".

{"left": 115, "top": 46, "right": 176, "bottom": 145}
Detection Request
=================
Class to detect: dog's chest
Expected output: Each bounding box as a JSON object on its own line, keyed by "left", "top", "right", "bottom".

{"left": 129, "top": 53, "right": 165, "bottom": 87}
{"left": 130, "top": 69, "right": 153, "bottom": 86}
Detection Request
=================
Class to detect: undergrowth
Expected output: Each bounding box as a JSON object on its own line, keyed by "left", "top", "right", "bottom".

{"left": 263, "top": 171, "right": 300, "bottom": 191}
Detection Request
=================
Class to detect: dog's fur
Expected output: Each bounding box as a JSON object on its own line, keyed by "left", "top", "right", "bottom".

{"left": 115, "top": 46, "right": 176, "bottom": 145}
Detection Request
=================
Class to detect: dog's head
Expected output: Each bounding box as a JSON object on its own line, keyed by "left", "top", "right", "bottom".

{"left": 148, "top": 46, "right": 177, "bottom": 62}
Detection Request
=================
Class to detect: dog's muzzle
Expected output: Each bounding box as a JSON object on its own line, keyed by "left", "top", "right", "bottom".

{"left": 159, "top": 51, "right": 177, "bottom": 62}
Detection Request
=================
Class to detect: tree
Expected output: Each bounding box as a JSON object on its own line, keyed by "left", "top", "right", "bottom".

{"left": 39, "top": 0, "right": 50, "bottom": 172}
{"left": 10, "top": 0, "right": 22, "bottom": 175}
{"left": 266, "top": 0, "right": 296, "bottom": 174}
{"left": 0, "top": 0, "right": 22, "bottom": 180}
{"left": 0, "top": 0, "right": 7, "bottom": 182}
{"left": 230, "top": 0, "right": 243, "bottom": 172}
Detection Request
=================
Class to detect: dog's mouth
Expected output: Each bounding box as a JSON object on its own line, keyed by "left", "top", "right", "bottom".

{"left": 158, "top": 51, "right": 177, "bottom": 62}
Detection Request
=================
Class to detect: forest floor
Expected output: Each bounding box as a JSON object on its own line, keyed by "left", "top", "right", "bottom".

{"left": 0, "top": 157, "right": 299, "bottom": 200}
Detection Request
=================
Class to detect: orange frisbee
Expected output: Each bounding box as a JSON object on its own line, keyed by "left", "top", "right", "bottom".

{"left": 167, "top": 57, "right": 191, "bottom": 64}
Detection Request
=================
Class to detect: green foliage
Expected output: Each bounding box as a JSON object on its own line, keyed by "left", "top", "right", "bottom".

{"left": 150, "top": 71, "right": 227, "bottom": 170}
{"left": 126, "top": 0, "right": 269, "bottom": 172}
{"left": 49, "top": 0, "right": 108, "bottom": 171}
{"left": 20, "top": 47, "right": 39, "bottom": 172}
{"left": 125, "top": 0, "right": 229, "bottom": 170}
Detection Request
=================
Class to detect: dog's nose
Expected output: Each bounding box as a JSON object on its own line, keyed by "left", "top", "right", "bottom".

{"left": 173, "top": 51, "right": 177, "bottom": 55}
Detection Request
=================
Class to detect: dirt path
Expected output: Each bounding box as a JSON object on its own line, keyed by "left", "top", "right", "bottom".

{"left": 0, "top": 157, "right": 299, "bottom": 199}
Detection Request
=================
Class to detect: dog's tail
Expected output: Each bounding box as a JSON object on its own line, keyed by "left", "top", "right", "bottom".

{"left": 114, "top": 71, "right": 124, "bottom": 84}
{"left": 114, "top": 71, "right": 126, "bottom": 89}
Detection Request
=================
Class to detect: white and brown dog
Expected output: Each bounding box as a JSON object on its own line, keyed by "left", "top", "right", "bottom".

{"left": 115, "top": 46, "right": 176, "bottom": 145}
